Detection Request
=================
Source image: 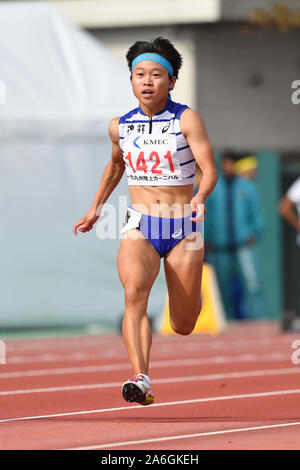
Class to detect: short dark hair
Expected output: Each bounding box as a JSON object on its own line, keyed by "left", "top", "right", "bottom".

{"left": 221, "top": 151, "right": 239, "bottom": 162}
{"left": 126, "top": 37, "right": 183, "bottom": 79}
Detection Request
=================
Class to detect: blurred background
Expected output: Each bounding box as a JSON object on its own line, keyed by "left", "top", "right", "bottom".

{"left": 0, "top": 0, "right": 299, "bottom": 336}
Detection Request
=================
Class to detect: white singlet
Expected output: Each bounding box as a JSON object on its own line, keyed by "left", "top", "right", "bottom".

{"left": 118, "top": 98, "right": 196, "bottom": 186}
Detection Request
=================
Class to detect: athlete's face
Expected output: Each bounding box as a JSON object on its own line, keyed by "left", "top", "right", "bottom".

{"left": 131, "top": 60, "right": 176, "bottom": 110}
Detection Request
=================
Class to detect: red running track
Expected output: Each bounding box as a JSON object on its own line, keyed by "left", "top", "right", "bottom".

{"left": 0, "top": 321, "right": 300, "bottom": 450}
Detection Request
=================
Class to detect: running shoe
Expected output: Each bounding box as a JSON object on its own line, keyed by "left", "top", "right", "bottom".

{"left": 122, "top": 374, "right": 154, "bottom": 406}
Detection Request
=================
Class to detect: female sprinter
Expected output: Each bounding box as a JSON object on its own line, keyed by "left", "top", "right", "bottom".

{"left": 73, "top": 37, "right": 218, "bottom": 406}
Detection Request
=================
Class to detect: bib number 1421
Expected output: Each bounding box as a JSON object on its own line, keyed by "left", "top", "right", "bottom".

{"left": 124, "top": 151, "right": 175, "bottom": 174}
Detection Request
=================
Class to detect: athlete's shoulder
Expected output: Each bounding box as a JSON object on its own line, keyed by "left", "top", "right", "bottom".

{"left": 179, "top": 107, "right": 201, "bottom": 120}
{"left": 179, "top": 107, "right": 206, "bottom": 136}
{"left": 167, "top": 98, "right": 190, "bottom": 119}
{"left": 119, "top": 106, "right": 141, "bottom": 124}
{"left": 108, "top": 117, "right": 120, "bottom": 144}
{"left": 169, "top": 99, "right": 203, "bottom": 126}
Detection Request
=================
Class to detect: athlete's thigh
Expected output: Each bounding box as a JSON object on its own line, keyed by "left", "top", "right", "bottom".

{"left": 163, "top": 235, "right": 205, "bottom": 321}
{"left": 117, "top": 229, "right": 161, "bottom": 290}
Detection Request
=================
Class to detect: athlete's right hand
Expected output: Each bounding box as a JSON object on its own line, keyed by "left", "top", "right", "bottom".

{"left": 73, "top": 208, "right": 100, "bottom": 235}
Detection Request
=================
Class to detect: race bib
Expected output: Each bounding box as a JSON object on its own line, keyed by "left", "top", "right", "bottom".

{"left": 122, "top": 133, "right": 182, "bottom": 184}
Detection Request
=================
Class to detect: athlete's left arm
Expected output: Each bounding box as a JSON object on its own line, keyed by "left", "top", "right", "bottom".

{"left": 181, "top": 109, "right": 218, "bottom": 220}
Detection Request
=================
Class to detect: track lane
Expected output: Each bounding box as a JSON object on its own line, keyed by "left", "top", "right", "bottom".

{"left": 0, "top": 390, "right": 300, "bottom": 449}
{"left": 1, "top": 324, "right": 300, "bottom": 449}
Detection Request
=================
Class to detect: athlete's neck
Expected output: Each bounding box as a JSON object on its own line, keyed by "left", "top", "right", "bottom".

{"left": 139, "top": 96, "right": 169, "bottom": 117}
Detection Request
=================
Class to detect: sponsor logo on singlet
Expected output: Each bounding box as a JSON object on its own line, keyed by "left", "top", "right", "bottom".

{"left": 143, "top": 139, "right": 168, "bottom": 145}
{"left": 171, "top": 229, "right": 183, "bottom": 239}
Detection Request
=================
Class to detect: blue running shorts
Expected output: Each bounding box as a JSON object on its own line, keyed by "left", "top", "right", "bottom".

{"left": 121, "top": 206, "right": 204, "bottom": 257}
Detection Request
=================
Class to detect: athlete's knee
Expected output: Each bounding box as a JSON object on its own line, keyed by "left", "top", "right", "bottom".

{"left": 170, "top": 304, "right": 201, "bottom": 336}
{"left": 124, "top": 283, "right": 150, "bottom": 307}
{"left": 171, "top": 321, "right": 195, "bottom": 336}
{"left": 170, "top": 317, "right": 197, "bottom": 336}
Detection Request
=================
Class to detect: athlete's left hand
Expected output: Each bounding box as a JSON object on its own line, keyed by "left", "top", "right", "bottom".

{"left": 190, "top": 196, "right": 206, "bottom": 222}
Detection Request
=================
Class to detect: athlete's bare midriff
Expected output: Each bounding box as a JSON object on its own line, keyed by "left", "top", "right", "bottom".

{"left": 129, "top": 184, "right": 194, "bottom": 217}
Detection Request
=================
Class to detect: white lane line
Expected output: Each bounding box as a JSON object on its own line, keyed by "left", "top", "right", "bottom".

{"left": 6, "top": 350, "right": 123, "bottom": 364}
{"left": 0, "top": 352, "right": 290, "bottom": 378}
{"left": 5, "top": 341, "right": 294, "bottom": 364}
{"left": 5, "top": 331, "right": 296, "bottom": 350}
{"left": 0, "top": 367, "right": 298, "bottom": 396}
{"left": 66, "top": 421, "right": 300, "bottom": 450}
{"left": 0, "top": 337, "right": 255, "bottom": 351}
{"left": 4, "top": 336, "right": 295, "bottom": 354}
{"left": 5, "top": 338, "right": 117, "bottom": 352}
{"left": 3, "top": 342, "right": 293, "bottom": 364}
{"left": 1, "top": 388, "right": 300, "bottom": 424}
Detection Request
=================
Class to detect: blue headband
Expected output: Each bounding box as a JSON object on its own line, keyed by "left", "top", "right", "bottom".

{"left": 131, "top": 53, "right": 174, "bottom": 77}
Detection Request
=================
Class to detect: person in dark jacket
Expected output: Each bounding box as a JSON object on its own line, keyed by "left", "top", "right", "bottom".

{"left": 204, "top": 152, "right": 265, "bottom": 320}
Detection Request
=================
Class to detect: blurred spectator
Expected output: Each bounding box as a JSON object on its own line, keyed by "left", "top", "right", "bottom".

{"left": 234, "top": 155, "right": 258, "bottom": 180}
{"left": 204, "top": 151, "right": 265, "bottom": 320}
{"left": 278, "top": 177, "right": 300, "bottom": 331}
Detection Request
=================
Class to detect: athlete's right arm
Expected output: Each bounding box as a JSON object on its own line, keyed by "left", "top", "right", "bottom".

{"left": 72, "top": 117, "right": 125, "bottom": 235}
